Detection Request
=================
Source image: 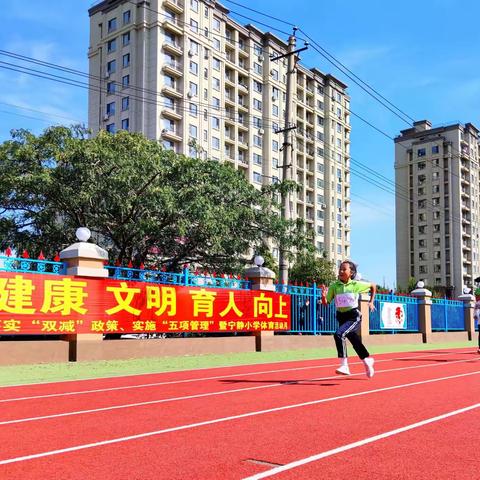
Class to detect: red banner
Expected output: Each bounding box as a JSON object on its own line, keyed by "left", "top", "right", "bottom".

{"left": 0, "top": 273, "right": 291, "bottom": 334}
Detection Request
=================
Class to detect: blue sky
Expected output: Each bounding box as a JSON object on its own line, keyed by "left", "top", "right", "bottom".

{"left": 1, "top": 0, "right": 480, "bottom": 287}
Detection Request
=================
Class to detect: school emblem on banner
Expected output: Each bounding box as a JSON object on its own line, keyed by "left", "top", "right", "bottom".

{"left": 380, "top": 302, "right": 406, "bottom": 329}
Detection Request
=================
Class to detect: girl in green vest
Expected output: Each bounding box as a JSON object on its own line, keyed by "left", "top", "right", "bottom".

{"left": 321, "top": 260, "right": 376, "bottom": 377}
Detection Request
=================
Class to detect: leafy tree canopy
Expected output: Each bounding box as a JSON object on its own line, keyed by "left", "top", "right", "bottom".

{"left": 0, "top": 126, "right": 314, "bottom": 273}
{"left": 288, "top": 252, "right": 336, "bottom": 285}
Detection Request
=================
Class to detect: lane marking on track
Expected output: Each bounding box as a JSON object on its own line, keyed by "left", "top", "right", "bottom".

{"left": 242, "top": 402, "right": 480, "bottom": 479}
{"left": 0, "top": 351, "right": 462, "bottom": 403}
{"left": 1, "top": 357, "right": 479, "bottom": 425}
{"left": 0, "top": 348, "right": 470, "bottom": 389}
{"left": 0, "top": 368, "right": 479, "bottom": 465}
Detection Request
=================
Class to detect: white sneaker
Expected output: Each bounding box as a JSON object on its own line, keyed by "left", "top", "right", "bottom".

{"left": 364, "top": 357, "right": 375, "bottom": 378}
{"left": 335, "top": 365, "right": 351, "bottom": 376}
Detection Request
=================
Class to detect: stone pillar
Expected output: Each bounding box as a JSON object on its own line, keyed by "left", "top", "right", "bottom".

{"left": 244, "top": 260, "right": 276, "bottom": 352}
{"left": 358, "top": 293, "right": 371, "bottom": 341}
{"left": 458, "top": 293, "right": 475, "bottom": 341}
{"left": 411, "top": 287, "right": 432, "bottom": 343}
{"left": 60, "top": 232, "right": 109, "bottom": 361}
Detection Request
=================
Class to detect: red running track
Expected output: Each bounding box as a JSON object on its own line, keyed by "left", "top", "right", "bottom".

{"left": 0, "top": 347, "right": 479, "bottom": 479}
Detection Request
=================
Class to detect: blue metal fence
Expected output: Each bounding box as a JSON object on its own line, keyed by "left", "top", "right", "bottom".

{"left": 105, "top": 266, "right": 251, "bottom": 290}
{"left": 276, "top": 284, "right": 336, "bottom": 334}
{"left": 431, "top": 298, "right": 464, "bottom": 331}
{"left": 0, "top": 255, "right": 66, "bottom": 275}
{"left": 370, "top": 294, "right": 420, "bottom": 333}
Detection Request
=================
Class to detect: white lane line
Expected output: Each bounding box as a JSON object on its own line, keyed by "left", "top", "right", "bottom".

{"left": 242, "top": 402, "right": 480, "bottom": 479}
{"left": 0, "top": 369, "right": 479, "bottom": 465}
{"left": 0, "top": 358, "right": 480, "bottom": 426}
{"left": 1, "top": 357, "right": 479, "bottom": 425}
{"left": 0, "top": 351, "right": 459, "bottom": 404}
{"left": 0, "top": 348, "right": 468, "bottom": 389}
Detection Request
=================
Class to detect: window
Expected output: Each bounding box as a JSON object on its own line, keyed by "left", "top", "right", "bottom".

{"left": 272, "top": 105, "right": 279, "bottom": 117}
{"left": 189, "top": 124, "right": 198, "bottom": 138}
{"left": 106, "top": 102, "right": 115, "bottom": 115}
{"left": 271, "top": 69, "right": 279, "bottom": 81}
{"left": 122, "top": 53, "right": 130, "bottom": 68}
{"left": 418, "top": 199, "right": 426, "bottom": 209}
{"left": 107, "top": 60, "right": 116, "bottom": 74}
{"left": 189, "top": 81, "right": 198, "bottom": 96}
{"left": 190, "top": 19, "right": 198, "bottom": 33}
{"left": 213, "top": 58, "right": 220, "bottom": 70}
{"left": 212, "top": 97, "right": 220, "bottom": 110}
{"left": 121, "top": 118, "right": 129, "bottom": 130}
{"left": 189, "top": 103, "right": 198, "bottom": 116}
{"left": 272, "top": 140, "right": 279, "bottom": 152}
{"left": 417, "top": 162, "right": 426, "bottom": 170}
{"left": 107, "top": 82, "right": 116, "bottom": 94}
{"left": 432, "top": 185, "right": 440, "bottom": 193}
{"left": 190, "top": 40, "right": 199, "bottom": 54}
{"left": 106, "top": 123, "right": 115, "bottom": 133}
{"left": 253, "top": 63, "right": 262, "bottom": 75}
{"left": 122, "top": 75, "right": 130, "bottom": 88}
{"left": 253, "top": 172, "right": 262, "bottom": 183}
{"left": 253, "top": 135, "right": 262, "bottom": 147}
{"left": 213, "top": 17, "right": 221, "bottom": 31}
{"left": 191, "top": 0, "right": 199, "bottom": 12}
{"left": 419, "top": 226, "right": 426, "bottom": 234}
{"left": 433, "top": 224, "right": 440, "bottom": 232}
{"left": 122, "top": 32, "right": 130, "bottom": 46}
{"left": 272, "top": 157, "right": 278, "bottom": 169}
{"left": 189, "top": 61, "right": 198, "bottom": 75}
{"left": 107, "top": 17, "right": 117, "bottom": 32}
{"left": 121, "top": 97, "right": 129, "bottom": 111}
{"left": 107, "top": 39, "right": 116, "bottom": 53}
{"left": 432, "top": 171, "right": 440, "bottom": 180}
{"left": 253, "top": 81, "right": 262, "bottom": 93}
{"left": 212, "top": 78, "right": 220, "bottom": 91}
{"left": 432, "top": 145, "right": 439, "bottom": 154}
{"left": 213, "top": 38, "right": 221, "bottom": 51}
{"left": 417, "top": 148, "right": 426, "bottom": 157}
{"left": 272, "top": 87, "right": 279, "bottom": 100}
{"left": 164, "top": 75, "right": 174, "bottom": 88}
{"left": 253, "top": 99, "right": 262, "bottom": 111}
{"left": 212, "top": 137, "right": 220, "bottom": 150}
{"left": 123, "top": 10, "right": 131, "bottom": 25}
{"left": 253, "top": 153, "right": 262, "bottom": 165}
{"left": 211, "top": 116, "right": 219, "bottom": 129}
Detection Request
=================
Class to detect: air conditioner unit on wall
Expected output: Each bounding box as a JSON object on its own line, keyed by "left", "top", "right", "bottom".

{"left": 103, "top": 114, "right": 110, "bottom": 121}
{"left": 258, "top": 128, "right": 264, "bottom": 135}
{"left": 188, "top": 49, "right": 195, "bottom": 57}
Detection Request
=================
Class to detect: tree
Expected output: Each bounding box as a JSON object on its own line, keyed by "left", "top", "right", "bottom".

{"left": 0, "top": 126, "right": 314, "bottom": 273}
{"left": 288, "top": 252, "right": 336, "bottom": 285}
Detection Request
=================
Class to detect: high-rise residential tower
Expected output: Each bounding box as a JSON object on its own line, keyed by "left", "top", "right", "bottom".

{"left": 88, "top": 0, "right": 351, "bottom": 266}
{"left": 395, "top": 120, "right": 480, "bottom": 295}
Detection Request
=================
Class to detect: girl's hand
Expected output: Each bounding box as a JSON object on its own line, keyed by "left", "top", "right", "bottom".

{"left": 368, "top": 301, "right": 375, "bottom": 312}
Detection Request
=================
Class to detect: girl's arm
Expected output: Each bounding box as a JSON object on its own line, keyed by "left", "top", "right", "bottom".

{"left": 320, "top": 284, "right": 328, "bottom": 305}
{"left": 368, "top": 283, "right": 377, "bottom": 311}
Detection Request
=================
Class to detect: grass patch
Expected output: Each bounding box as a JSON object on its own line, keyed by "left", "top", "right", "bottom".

{"left": 0, "top": 340, "right": 475, "bottom": 386}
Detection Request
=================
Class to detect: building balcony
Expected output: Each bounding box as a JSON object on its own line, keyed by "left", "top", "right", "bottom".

{"left": 161, "top": 85, "right": 183, "bottom": 99}
{"left": 225, "top": 94, "right": 236, "bottom": 106}
{"left": 162, "top": 18, "right": 183, "bottom": 36}
{"left": 162, "top": 0, "right": 184, "bottom": 14}
{"left": 161, "top": 106, "right": 182, "bottom": 120}
{"left": 162, "top": 61, "right": 183, "bottom": 77}
{"left": 161, "top": 128, "right": 182, "bottom": 142}
{"left": 162, "top": 41, "right": 183, "bottom": 56}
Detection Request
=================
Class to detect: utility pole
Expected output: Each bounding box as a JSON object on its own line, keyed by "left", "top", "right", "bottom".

{"left": 273, "top": 28, "right": 308, "bottom": 285}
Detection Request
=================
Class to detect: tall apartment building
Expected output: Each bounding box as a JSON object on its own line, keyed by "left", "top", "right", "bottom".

{"left": 88, "top": 0, "right": 351, "bottom": 266}
{"left": 395, "top": 120, "right": 480, "bottom": 295}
